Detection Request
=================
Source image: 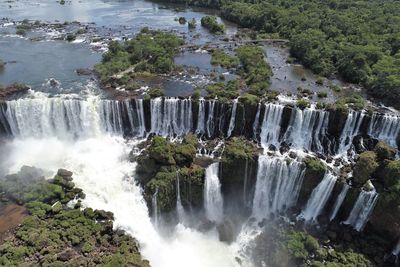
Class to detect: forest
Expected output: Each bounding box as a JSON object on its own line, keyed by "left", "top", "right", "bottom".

{"left": 161, "top": 0, "right": 400, "bottom": 107}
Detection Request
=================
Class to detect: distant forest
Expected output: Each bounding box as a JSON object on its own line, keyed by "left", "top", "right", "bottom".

{"left": 162, "top": 0, "right": 400, "bottom": 107}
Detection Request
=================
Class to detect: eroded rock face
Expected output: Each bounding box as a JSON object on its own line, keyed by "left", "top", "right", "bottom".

{"left": 0, "top": 83, "right": 30, "bottom": 99}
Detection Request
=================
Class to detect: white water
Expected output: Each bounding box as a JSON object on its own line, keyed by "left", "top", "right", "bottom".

{"left": 204, "top": 163, "right": 224, "bottom": 222}
{"left": 176, "top": 173, "right": 185, "bottom": 221}
{"left": 368, "top": 113, "right": 400, "bottom": 148}
{"left": 299, "top": 172, "right": 337, "bottom": 223}
{"left": 227, "top": 99, "right": 238, "bottom": 138}
{"left": 283, "top": 107, "right": 328, "bottom": 153}
{"left": 150, "top": 97, "right": 193, "bottom": 137}
{"left": 206, "top": 100, "right": 216, "bottom": 138}
{"left": 343, "top": 189, "right": 378, "bottom": 231}
{"left": 259, "top": 104, "right": 284, "bottom": 149}
{"left": 329, "top": 183, "right": 349, "bottom": 221}
{"left": 196, "top": 99, "right": 206, "bottom": 135}
{"left": 1, "top": 136, "right": 241, "bottom": 267}
{"left": 152, "top": 189, "right": 160, "bottom": 228}
{"left": 252, "top": 155, "right": 305, "bottom": 220}
{"left": 337, "top": 110, "right": 364, "bottom": 154}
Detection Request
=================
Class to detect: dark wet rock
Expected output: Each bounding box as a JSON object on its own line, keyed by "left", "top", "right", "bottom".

{"left": 49, "top": 78, "right": 60, "bottom": 87}
{"left": 0, "top": 83, "right": 30, "bottom": 99}
{"left": 289, "top": 151, "right": 297, "bottom": 159}
{"left": 217, "top": 220, "right": 235, "bottom": 243}
{"left": 279, "top": 142, "right": 290, "bottom": 154}
{"left": 76, "top": 68, "right": 94, "bottom": 76}
{"left": 57, "top": 169, "right": 73, "bottom": 178}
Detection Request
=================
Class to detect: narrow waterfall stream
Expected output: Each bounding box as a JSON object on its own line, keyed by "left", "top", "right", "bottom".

{"left": 299, "top": 173, "right": 337, "bottom": 223}
{"left": 337, "top": 110, "right": 365, "bottom": 154}
{"left": 204, "top": 162, "right": 224, "bottom": 222}
{"left": 259, "top": 104, "right": 284, "bottom": 148}
{"left": 344, "top": 189, "right": 379, "bottom": 231}
{"left": 329, "top": 184, "right": 350, "bottom": 221}
{"left": 227, "top": 99, "right": 238, "bottom": 138}
{"left": 176, "top": 173, "right": 185, "bottom": 221}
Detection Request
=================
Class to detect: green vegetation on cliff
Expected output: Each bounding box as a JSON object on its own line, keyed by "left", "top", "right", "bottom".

{"left": 353, "top": 151, "right": 379, "bottom": 186}
{"left": 136, "top": 135, "right": 205, "bottom": 212}
{"left": 0, "top": 167, "right": 149, "bottom": 267}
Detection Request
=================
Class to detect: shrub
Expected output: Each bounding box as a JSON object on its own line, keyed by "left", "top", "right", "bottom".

{"left": 353, "top": 151, "right": 379, "bottom": 186}
{"left": 188, "top": 18, "right": 196, "bottom": 29}
{"left": 201, "top": 16, "right": 224, "bottom": 34}
{"left": 316, "top": 77, "right": 324, "bottom": 85}
{"left": 304, "top": 158, "right": 326, "bottom": 177}
{"left": 239, "top": 93, "right": 258, "bottom": 106}
{"left": 296, "top": 98, "right": 310, "bottom": 109}
{"left": 210, "top": 49, "right": 239, "bottom": 69}
{"left": 178, "top": 17, "right": 186, "bottom": 24}
{"left": 317, "top": 91, "right": 327, "bottom": 98}
{"left": 374, "top": 141, "right": 396, "bottom": 161}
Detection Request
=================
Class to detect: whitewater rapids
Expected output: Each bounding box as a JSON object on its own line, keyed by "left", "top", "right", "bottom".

{"left": 1, "top": 135, "right": 244, "bottom": 267}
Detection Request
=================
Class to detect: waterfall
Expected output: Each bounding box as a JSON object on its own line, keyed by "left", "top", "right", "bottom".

{"left": 206, "top": 100, "right": 216, "bottom": 138}
{"left": 125, "top": 99, "right": 146, "bottom": 137}
{"left": 329, "top": 183, "right": 350, "bottom": 221}
{"left": 227, "top": 99, "right": 238, "bottom": 138}
{"left": 252, "top": 104, "right": 261, "bottom": 139}
{"left": 196, "top": 99, "right": 206, "bottom": 135}
{"left": 152, "top": 189, "right": 160, "bottom": 228}
{"left": 299, "top": 172, "right": 337, "bottom": 223}
{"left": 343, "top": 189, "right": 378, "bottom": 231}
{"left": 393, "top": 240, "right": 400, "bottom": 256}
{"left": 204, "top": 163, "right": 224, "bottom": 222}
{"left": 337, "top": 110, "right": 365, "bottom": 154}
{"left": 0, "top": 95, "right": 148, "bottom": 139}
{"left": 176, "top": 173, "right": 185, "bottom": 221}
{"left": 368, "top": 113, "right": 400, "bottom": 148}
{"left": 150, "top": 97, "right": 193, "bottom": 137}
{"left": 283, "top": 107, "right": 329, "bottom": 153}
{"left": 252, "top": 156, "right": 305, "bottom": 220}
{"left": 259, "top": 104, "right": 284, "bottom": 149}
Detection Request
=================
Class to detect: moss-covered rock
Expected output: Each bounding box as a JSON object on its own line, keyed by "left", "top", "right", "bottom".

{"left": 0, "top": 168, "right": 149, "bottom": 267}
{"left": 297, "top": 157, "right": 326, "bottom": 207}
{"left": 373, "top": 141, "right": 397, "bottom": 162}
{"left": 353, "top": 151, "right": 379, "bottom": 186}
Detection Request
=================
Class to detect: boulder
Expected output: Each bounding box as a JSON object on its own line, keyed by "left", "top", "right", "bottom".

{"left": 57, "top": 169, "right": 73, "bottom": 178}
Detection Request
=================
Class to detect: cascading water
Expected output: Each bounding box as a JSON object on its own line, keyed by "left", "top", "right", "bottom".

{"left": 206, "top": 100, "right": 216, "bottom": 138}
{"left": 299, "top": 172, "right": 337, "bottom": 223}
{"left": 252, "top": 104, "right": 261, "bottom": 140}
{"left": 152, "top": 188, "right": 160, "bottom": 228}
{"left": 368, "top": 113, "right": 400, "bottom": 148}
{"left": 176, "top": 173, "right": 185, "bottom": 221}
{"left": 329, "top": 183, "right": 350, "bottom": 221}
{"left": 0, "top": 94, "right": 146, "bottom": 139}
{"left": 343, "top": 189, "right": 378, "bottom": 231}
{"left": 196, "top": 99, "right": 206, "bottom": 135}
{"left": 150, "top": 97, "right": 193, "bottom": 137}
{"left": 259, "top": 103, "right": 284, "bottom": 149}
{"left": 252, "top": 155, "right": 305, "bottom": 220}
{"left": 227, "top": 99, "right": 238, "bottom": 138}
{"left": 337, "top": 110, "right": 365, "bottom": 154}
{"left": 283, "top": 106, "right": 329, "bottom": 153}
{"left": 204, "top": 162, "right": 224, "bottom": 222}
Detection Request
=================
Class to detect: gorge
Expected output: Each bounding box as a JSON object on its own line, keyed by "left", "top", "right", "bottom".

{"left": 0, "top": 1, "right": 400, "bottom": 267}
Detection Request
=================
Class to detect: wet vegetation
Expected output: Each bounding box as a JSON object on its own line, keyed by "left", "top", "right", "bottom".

{"left": 162, "top": 0, "right": 400, "bottom": 108}
{"left": 136, "top": 135, "right": 205, "bottom": 212}
{"left": 95, "top": 28, "right": 184, "bottom": 85}
{"left": 0, "top": 167, "right": 149, "bottom": 266}
{"left": 200, "top": 16, "right": 224, "bottom": 34}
